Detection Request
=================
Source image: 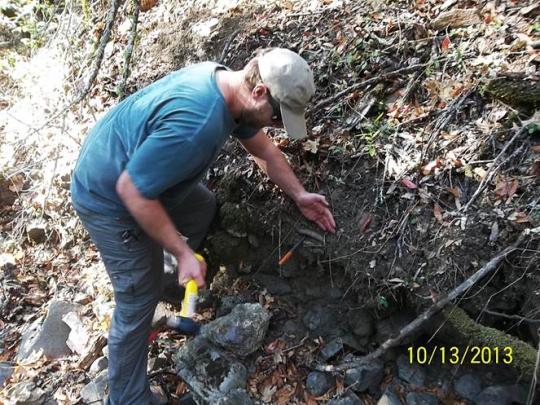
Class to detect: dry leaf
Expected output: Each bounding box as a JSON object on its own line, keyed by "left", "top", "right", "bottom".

{"left": 495, "top": 178, "right": 518, "bottom": 200}
{"left": 359, "top": 213, "right": 373, "bottom": 233}
{"left": 446, "top": 187, "right": 462, "bottom": 198}
{"left": 441, "top": 36, "right": 451, "bottom": 52}
{"left": 531, "top": 145, "right": 540, "bottom": 153}
{"left": 508, "top": 212, "right": 531, "bottom": 223}
{"left": 422, "top": 159, "right": 442, "bottom": 175}
{"left": 434, "top": 203, "right": 443, "bottom": 223}
{"left": 401, "top": 178, "right": 418, "bottom": 189}
{"left": 531, "top": 161, "right": 540, "bottom": 176}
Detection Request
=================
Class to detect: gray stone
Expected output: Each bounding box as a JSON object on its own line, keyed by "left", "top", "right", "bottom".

{"left": 397, "top": 354, "right": 425, "bottom": 386}
{"left": 406, "top": 392, "right": 438, "bottom": 405}
{"left": 89, "top": 356, "right": 108, "bottom": 376}
{"left": 282, "top": 319, "right": 307, "bottom": 339}
{"left": 215, "top": 388, "right": 253, "bottom": 404}
{"left": 202, "top": 303, "right": 270, "bottom": 357}
{"left": 216, "top": 296, "right": 248, "bottom": 318}
{"left": 320, "top": 337, "right": 344, "bottom": 360}
{"left": 344, "top": 358, "right": 384, "bottom": 393}
{"left": 476, "top": 385, "right": 527, "bottom": 405}
{"left": 17, "top": 300, "right": 82, "bottom": 361}
{"left": 175, "top": 335, "right": 248, "bottom": 404}
{"left": 454, "top": 374, "right": 481, "bottom": 401}
{"left": 251, "top": 274, "right": 291, "bottom": 295}
{"left": 327, "top": 391, "right": 362, "bottom": 405}
{"left": 0, "top": 361, "right": 14, "bottom": 387}
{"left": 376, "top": 311, "right": 416, "bottom": 344}
{"left": 347, "top": 309, "right": 374, "bottom": 338}
{"left": 306, "top": 371, "right": 335, "bottom": 396}
{"left": 302, "top": 304, "right": 340, "bottom": 337}
{"left": 377, "top": 386, "right": 402, "bottom": 405}
{"left": 7, "top": 381, "right": 45, "bottom": 405}
{"left": 80, "top": 369, "right": 108, "bottom": 404}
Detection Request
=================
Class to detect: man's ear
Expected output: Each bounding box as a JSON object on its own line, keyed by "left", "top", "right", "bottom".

{"left": 252, "top": 84, "right": 268, "bottom": 100}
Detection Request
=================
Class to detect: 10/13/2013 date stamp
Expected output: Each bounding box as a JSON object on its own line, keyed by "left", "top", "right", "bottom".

{"left": 407, "top": 346, "right": 513, "bottom": 365}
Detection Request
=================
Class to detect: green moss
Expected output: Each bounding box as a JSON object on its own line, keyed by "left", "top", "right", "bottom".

{"left": 442, "top": 307, "right": 537, "bottom": 376}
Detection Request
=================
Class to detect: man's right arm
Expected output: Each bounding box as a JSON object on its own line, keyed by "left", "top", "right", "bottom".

{"left": 115, "top": 170, "right": 206, "bottom": 287}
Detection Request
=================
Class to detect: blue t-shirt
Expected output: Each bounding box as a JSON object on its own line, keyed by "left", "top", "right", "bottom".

{"left": 71, "top": 62, "right": 257, "bottom": 216}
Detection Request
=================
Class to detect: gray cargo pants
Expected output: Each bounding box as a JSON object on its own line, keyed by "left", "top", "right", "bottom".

{"left": 74, "top": 184, "right": 216, "bottom": 405}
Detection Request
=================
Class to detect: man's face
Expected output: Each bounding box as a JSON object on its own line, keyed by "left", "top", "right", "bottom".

{"left": 240, "top": 84, "right": 283, "bottom": 129}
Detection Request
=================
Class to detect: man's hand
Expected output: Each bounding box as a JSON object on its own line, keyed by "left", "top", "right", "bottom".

{"left": 295, "top": 192, "right": 336, "bottom": 233}
{"left": 177, "top": 252, "right": 207, "bottom": 288}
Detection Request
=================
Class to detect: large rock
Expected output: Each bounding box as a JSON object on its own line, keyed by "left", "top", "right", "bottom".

{"left": 306, "top": 371, "right": 335, "bottom": 396}
{"left": 406, "top": 392, "right": 438, "bottom": 405}
{"left": 396, "top": 355, "right": 425, "bottom": 386}
{"left": 344, "top": 358, "right": 384, "bottom": 393}
{"left": 5, "top": 381, "right": 45, "bottom": 405}
{"left": 175, "top": 336, "right": 250, "bottom": 404}
{"left": 80, "top": 369, "right": 108, "bottom": 404}
{"left": 454, "top": 373, "right": 482, "bottom": 401}
{"left": 475, "top": 385, "right": 527, "bottom": 405}
{"left": 377, "top": 386, "right": 401, "bottom": 405}
{"left": 347, "top": 309, "right": 374, "bottom": 339}
{"left": 201, "top": 303, "right": 270, "bottom": 357}
{"left": 302, "top": 303, "right": 341, "bottom": 337}
{"left": 17, "top": 300, "right": 82, "bottom": 362}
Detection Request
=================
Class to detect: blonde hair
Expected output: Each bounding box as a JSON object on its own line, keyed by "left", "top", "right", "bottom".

{"left": 243, "top": 48, "right": 276, "bottom": 90}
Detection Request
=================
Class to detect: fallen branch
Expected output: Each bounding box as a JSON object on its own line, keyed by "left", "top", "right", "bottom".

{"left": 311, "top": 63, "right": 429, "bottom": 113}
{"left": 462, "top": 126, "right": 527, "bottom": 212}
{"left": 315, "top": 226, "right": 539, "bottom": 372}
{"left": 117, "top": 0, "right": 141, "bottom": 100}
{"left": 219, "top": 29, "right": 240, "bottom": 65}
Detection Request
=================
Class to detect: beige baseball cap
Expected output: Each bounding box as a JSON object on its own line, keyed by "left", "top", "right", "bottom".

{"left": 258, "top": 48, "right": 316, "bottom": 139}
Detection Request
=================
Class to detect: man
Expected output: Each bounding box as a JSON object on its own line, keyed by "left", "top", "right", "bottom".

{"left": 71, "top": 48, "right": 336, "bottom": 404}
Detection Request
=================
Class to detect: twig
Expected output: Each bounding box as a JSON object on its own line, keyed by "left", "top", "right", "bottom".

{"left": 484, "top": 309, "right": 540, "bottom": 324}
{"left": 219, "top": 29, "right": 240, "bottom": 65}
{"left": 118, "top": 0, "right": 141, "bottom": 100}
{"left": 315, "top": 227, "right": 539, "bottom": 372}
{"left": 311, "top": 63, "right": 429, "bottom": 113}
{"left": 462, "top": 126, "right": 526, "bottom": 212}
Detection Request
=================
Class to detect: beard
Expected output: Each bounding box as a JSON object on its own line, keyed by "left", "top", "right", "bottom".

{"left": 238, "top": 108, "right": 266, "bottom": 129}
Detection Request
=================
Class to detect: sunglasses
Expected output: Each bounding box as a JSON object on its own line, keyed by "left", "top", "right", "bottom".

{"left": 267, "top": 93, "right": 282, "bottom": 122}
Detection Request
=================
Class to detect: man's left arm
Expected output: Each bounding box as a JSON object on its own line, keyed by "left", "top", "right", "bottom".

{"left": 239, "top": 130, "right": 336, "bottom": 233}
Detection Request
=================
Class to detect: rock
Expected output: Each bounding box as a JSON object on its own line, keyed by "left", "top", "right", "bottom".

{"left": 17, "top": 300, "right": 82, "bottom": 362}
{"left": 89, "top": 356, "right": 108, "bottom": 376}
{"left": 327, "top": 391, "right": 362, "bottom": 405}
{"left": 26, "top": 223, "right": 47, "bottom": 244}
{"left": 7, "top": 381, "right": 45, "bottom": 405}
{"left": 476, "top": 385, "right": 527, "bottom": 405}
{"left": 406, "top": 392, "right": 438, "bottom": 405}
{"left": 215, "top": 388, "right": 253, "bottom": 404}
{"left": 347, "top": 309, "right": 374, "bottom": 338}
{"left": 0, "top": 361, "right": 14, "bottom": 387}
{"left": 320, "top": 337, "right": 344, "bottom": 361}
{"left": 282, "top": 318, "right": 307, "bottom": 339}
{"left": 396, "top": 355, "right": 425, "bottom": 386}
{"left": 454, "top": 373, "right": 481, "bottom": 401}
{"left": 377, "top": 386, "right": 401, "bottom": 405}
{"left": 62, "top": 311, "right": 89, "bottom": 354}
{"left": 216, "top": 296, "right": 248, "bottom": 318}
{"left": 376, "top": 311, "right": 416, "bottom": 344}
{"left": 175, "top": 335, "right": 248, "bottom": 404}
{"left": 431, "top": 9, "right": 481, "bottom": 30}
{"left": 202, "top": 303, "right": 270, "bottom": 357}
{"left": 306, "top": 371, "right": 335, "bottom": 396}
{"left": 251, "top": 274, "right": 291, "bottom": 295}
{"left": 80, "top": 369, "right": 108, "bottom": 404}
{"left": 344, "top": 358, "right": 384, "bottom": 393}
{"left": 302, "top": 303, "right": 340, "bottom": 337}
